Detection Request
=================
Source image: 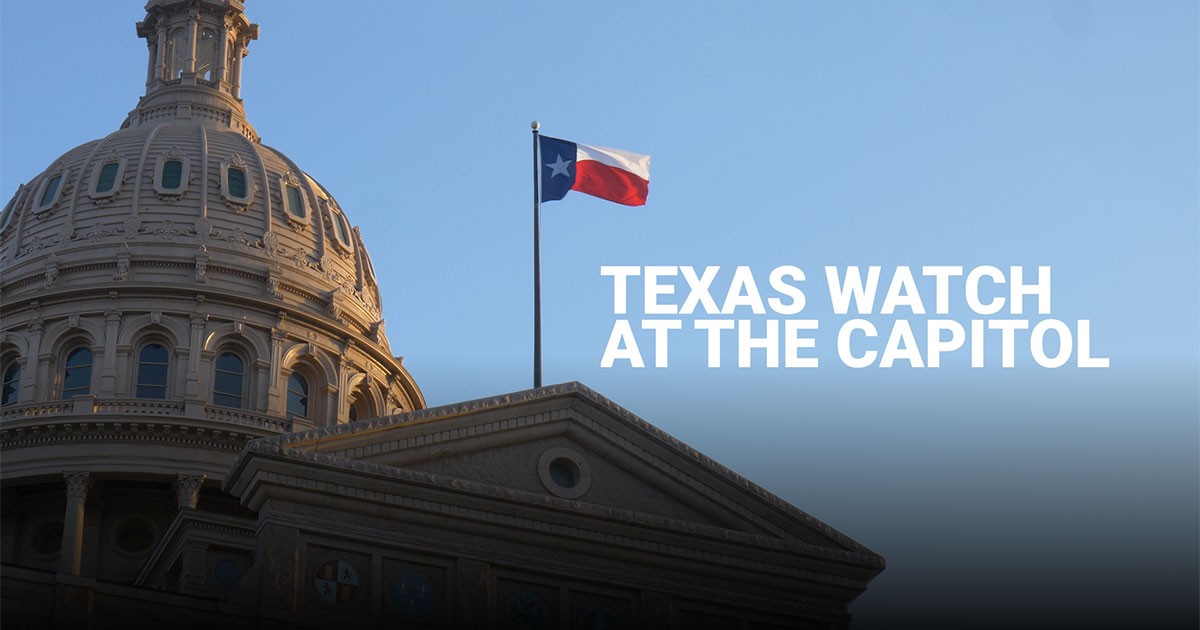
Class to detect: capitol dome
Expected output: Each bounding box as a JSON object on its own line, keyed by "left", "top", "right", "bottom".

{"left": 0, "top": 3, "right": 883, "bottom": 624}
{"left": 0, "top": 0, "right": 422, "bottom": 579}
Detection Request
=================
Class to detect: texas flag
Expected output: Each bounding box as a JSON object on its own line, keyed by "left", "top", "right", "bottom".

{"left": 539, "top": 135, "right": 651, "bottom": 206}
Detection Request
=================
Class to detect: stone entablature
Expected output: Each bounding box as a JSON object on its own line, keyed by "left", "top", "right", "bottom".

{"left": 268, "top": 382, "right": 874, "bottom": 555}
{"left": 214, "top": 382, "right": 884, "bottom": 628}
{"left": 134, "top": 508, "right": 258, "bottom": 600}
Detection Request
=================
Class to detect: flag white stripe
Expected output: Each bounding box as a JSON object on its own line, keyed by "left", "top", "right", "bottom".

{"left": 576, "top": 143, "right": 651, "bottom": 180}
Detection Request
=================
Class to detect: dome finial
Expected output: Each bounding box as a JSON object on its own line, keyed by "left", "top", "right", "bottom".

{"left": 129, "top": 0, "right": 260, "bottom": 139}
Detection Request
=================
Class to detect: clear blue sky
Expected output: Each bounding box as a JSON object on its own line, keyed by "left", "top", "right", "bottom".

{"left": 3, "top": 2, "right": 1197, "bottom": 626}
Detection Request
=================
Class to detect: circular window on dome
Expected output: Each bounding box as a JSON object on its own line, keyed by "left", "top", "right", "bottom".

{"left": 30, "top": 520, "right": 64, "bottom": 558}
{"left": 537, "top": 447, "right": 592, "bottom": 499}
{"left": 112, "top": 518, "right": 157, "bottom": 555}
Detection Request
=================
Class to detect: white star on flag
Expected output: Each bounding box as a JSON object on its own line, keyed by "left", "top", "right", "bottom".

{"left": 545, "top": 154, "right": 573, "bottom": 178}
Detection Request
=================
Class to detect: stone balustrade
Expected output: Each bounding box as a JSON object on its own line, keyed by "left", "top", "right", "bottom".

{"left": 1, "top": 398, "right": 290, "bottom": 434}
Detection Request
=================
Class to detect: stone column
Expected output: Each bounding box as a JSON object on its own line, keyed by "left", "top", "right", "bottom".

{"left": 155, "top": 25, "right": 167, "bottom": 81}
{"left": 145, "top": 39, "right": 157, "bottom": 88}
{"left": 323, "top": 384, "right": 339, "bottom": 428}
{"left": 81, "top": 501, "right": 105, "bottom": 578}
{"left": 336, "top": 355, "right": 352, "bottom": 422}
{"left": 231, "top": 45, "right": 243, "bottom": 99}
{"left": 255, "top": 358, "right": 272, "bottom": 413}
{"left": 101, "top": 307, "right": 121, "bottom": 393}
{"left": 185, "top": 313, "right": 206, "bottom": 399}
{"left": 174, "top": 473, "right": 206, "bottom": 510}
{"left": 215, "top": 19, "right": 229, "bottom": 85}
{"left": 25, "top": 319, "right": 43, "bottom": 402}
{"left": 185, "top": 12, "right": 199, "bottom": 75}
{"left": 59, "top": 472, "right": 90, "bottom": 575}
{"left": 268, "top": 328, "right": 286, "bottom": 415}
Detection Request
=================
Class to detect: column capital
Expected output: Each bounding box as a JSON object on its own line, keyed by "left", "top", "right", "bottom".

{"left": 63, "top": 472, "right": 91, "bottom": 500}
{"left": 174, "top": 473, "right": 207, "bottom": 509}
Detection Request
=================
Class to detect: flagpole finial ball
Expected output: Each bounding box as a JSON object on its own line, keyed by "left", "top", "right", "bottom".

{"left": 531, "top": 121, "right": 540, "bottom": 131}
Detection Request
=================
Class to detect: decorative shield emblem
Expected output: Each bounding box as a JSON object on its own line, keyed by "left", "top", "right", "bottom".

{"left": 313, "top": 559, "right": 360, "bottom": 605}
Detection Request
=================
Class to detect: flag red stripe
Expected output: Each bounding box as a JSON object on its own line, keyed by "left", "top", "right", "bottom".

{"left": 572, "top": 160, "right": 649, "bottom": 206}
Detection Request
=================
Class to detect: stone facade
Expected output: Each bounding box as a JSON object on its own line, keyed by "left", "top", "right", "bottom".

{"left": 0, "top": 2, "right": 883, "bottom": 628}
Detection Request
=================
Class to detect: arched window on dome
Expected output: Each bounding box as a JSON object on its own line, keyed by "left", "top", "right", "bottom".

{"left": 1, "top": 186, "right": 21, "bottom": 231}
{"left": 169, "top": 28, "right": 188, "bottom": 79}
{"left": 95, "top": 163, "right": 119, "bottom": 194}
{"left": 212, "top": 351, "right": 246, "bottom": 408}
{"left": 331, "top": 210, "right": 354, "bottom": 253}
{"left": 196, "top": 29, "right": 217, "bottom": 81}
{"left": 286, "top": 372, "right": 309, "bottom": 420}
{"left": 228, "top": 167, "right": 247, "bottom": 199}
{"left": 220, "top": 157, "right": 252, "bottom": 208}
{"left": 136, "top": 343, "right": 170, "bottom": 399}
{"left": 40, "top": 176, "right": 62, "bottom": 206}
{"left": 284, "top": 184, "right": 306, "bottom": 220}
{"left": 89, "top": 157, "right": 127, "bottom": 201}
{"left": 34, "top": 174, "right": 64, "bottom": 212}
{"left": 62, "top": 347, "right": 94, "bottom": 399}
{"left": 161, "top": 160, "right": 183, "bottom": 190}
{"left": 2, "top": 360, "right": 20, "bottom": 407}
{"left": 347, "top": 384, "right": 377, "bottom": 423}
{"left": 154, "top": 153, "right": 190, "bottom": 197}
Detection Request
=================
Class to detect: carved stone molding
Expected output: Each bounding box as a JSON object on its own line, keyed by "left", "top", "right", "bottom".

{"left": 194, "top": 246, "right": 209, "bottom": 283}
{"left": 0, "top": 413, "right": 284, "bottom": 451}
{"left": 43, "top": 253, "right": 60, "bottom": 289}
{"left": 114, "top": 244, "right": 132, "bottom": 281}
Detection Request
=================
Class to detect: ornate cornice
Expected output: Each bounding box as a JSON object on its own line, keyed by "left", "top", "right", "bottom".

{"left": 1, "top": 415, "right": 268, "bottom": 453}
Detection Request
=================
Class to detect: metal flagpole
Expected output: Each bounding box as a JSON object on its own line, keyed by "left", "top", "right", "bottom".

{"left": 531, "top": 121, "right": 542, "bottom": 389}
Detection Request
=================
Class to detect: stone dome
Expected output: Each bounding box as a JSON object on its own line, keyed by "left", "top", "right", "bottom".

{"left": 1, "top": 120, "right": 390, "bottom": 347}
{"left": 0, "top": 0, "right": 423, "bottom": 484}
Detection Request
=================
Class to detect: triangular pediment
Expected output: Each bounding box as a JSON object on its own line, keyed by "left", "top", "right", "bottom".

{"left": 382, "top": 432, "right": 732, "bottom": 530}
{"left": 235, "top": 382, "right": 878, "bottom": 559}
